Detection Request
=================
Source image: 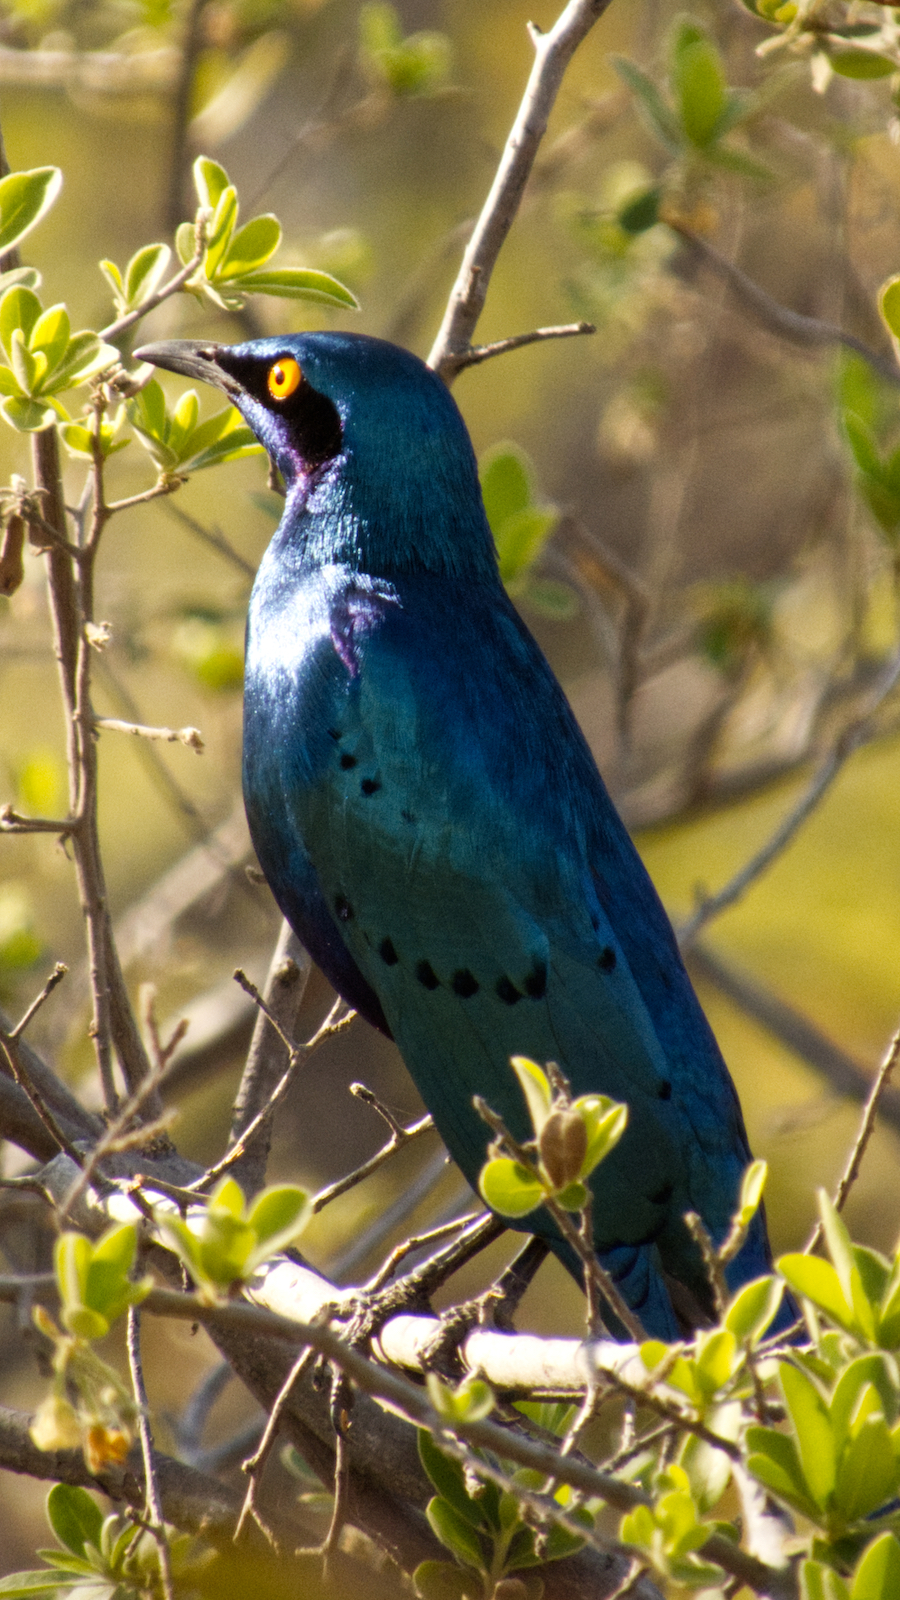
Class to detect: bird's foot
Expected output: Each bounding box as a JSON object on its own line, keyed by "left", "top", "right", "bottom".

{"left": 419, "top": 1237, "right": 551, "bottom": 1379}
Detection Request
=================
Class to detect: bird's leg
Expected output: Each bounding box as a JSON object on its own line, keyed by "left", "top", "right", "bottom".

{"left": 418, "top": 1236, "right": 551, "bottom": 1380}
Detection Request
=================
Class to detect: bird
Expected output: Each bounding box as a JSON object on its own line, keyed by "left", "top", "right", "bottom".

{"left": 137, "top": 330, "right": 789, "bottom": 1341}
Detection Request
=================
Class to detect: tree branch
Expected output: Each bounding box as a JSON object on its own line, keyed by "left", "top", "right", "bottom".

{"left": 428, "top": 0, "right": 615, "bottom": 381}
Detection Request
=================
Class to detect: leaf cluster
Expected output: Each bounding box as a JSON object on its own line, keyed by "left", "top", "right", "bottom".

{"left": 0, "top": 1484, "right": 211, "bottom": 1600}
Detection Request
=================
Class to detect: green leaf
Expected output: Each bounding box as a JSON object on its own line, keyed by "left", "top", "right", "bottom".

{"left": 99, "top": 259, "right": 124, "bottom": 297}
{"left": 193, "top": 155, "right": 230, "bottom": 211}
{"left": 123, "top": 243, "right": 171, "bottom": 308}
{"left": 0, "top": 1575, "right": 70, "bottom": 1596}
{"left": 0, "top": 167, "right": 62, "bottom": 254}
{"left": 480, "top": 444, "right": 532, "bottom": 532}
{"left": 497, "top": 506, "right": 557, "bottom": 585}
{"left": 681, "top": 1428, "right": 733, "bottom": 1514}
{"left": 510, "top": 1056, "right": 553, "bottom": 1132}
{"left": 780, "top": 1361, "right": 836, "bottom": 1509}
{"left": 235, "top": 268, "right": 359, "bottom": 307}
{"left": 833, "top": 1414, "right": 900, "bottom": 1523}
{"left": 801, "top": 1561, "right": 850, "bottom": 1600}
{"left": 852, "top": 1533, "right": 900, "bottom": 1600}
{"left": 779, "top": 1253, "right": 855, "bottom": 1331}
{"left": 831, "top": 51, "right": 896, "bottom": 80}
{"left": 0, "top": 266, "right": 40, "bottom": 295}
{"left": 618, "top": 186, "right": 661, "bottom": 234}
{"left": 832, "top": 1356, "right": 899, "bottom": 1449}
{"left": 880, "top": 277, "right": 900, "bottom": 343}
{"left": 204, "top": 187, "right": 239, "bottom": 278}
{"left": 737, "top": 1158, "right": 768, "bottom": 1223}
{"left": 30, "top": 305, "right": 70, "bottom": 374}
{"left": 10, "top": 330, "right": 44, "bottom": 394}
{"left": 412, "top": 1560, "right": 475, "bottom": 1600}
{"left": 520, "top": 577, "right": 580, "bottom": 620}
{"left": 48, "top": 332, "right": 118, "bottom": 391}
{"left": 670, "top": 22, "right": 728, "bottom": 147}
{"left": 611, "top": 56, "right": 682, "bottom": 149}
{"left": 169, "top": 388, "right": 199, "bottom": 454}
{"left": 479, "top": 1157, "right": 544, "bottom": 1217}
{"left": 844, "top": 412, "right": 883, "bottom": 477}
{"left": 55, "top": 1231, "right": 91, "bottom": 1309}
{"left": 577, "top": 1096, "right": 628, "bottom": 1177}
{"left": 426, "top": 1374, "right": 494, "bottom": 1423}
{"left": 46, "top": 1485, "right": 103, "bottom": 1558}
{"left": 694, "top": 1329, "right": 738, "bottom": 1395}
{"left": 246, "top": 1184, "right": 311, "bottom": 1254}
{"left": 175, "top": 221, "right": 197, "bottom": 266}
{"left": 219, "top": 215, "right": 282, "bottom": 278}
{"left": 0, "top": 287, "right": 42, "bottom": 357}
{"left": 820, "top": 1191, "right": 876, "bottom": 1339}
{"left": 418, "top": 1431, "right": 485, "bottom": 1524}
{"left": 0, "top": 394, "right": 59, "bottom": 431}
{"left": 426, "top": 1497, "right": 485, "bottom": 1571}
{"left": 209, "top": 1176, "right": 245, "bottom": 1218}
{"left": 746, "top": 1424, "right": 821, "bottom": 1520}
{"left": 726, "top": 1276, "right": 784, "bottom": 1344}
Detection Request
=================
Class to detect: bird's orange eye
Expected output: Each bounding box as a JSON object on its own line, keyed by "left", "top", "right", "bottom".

{"left": 267, "top": 357, "right": 302, "bottom": 401}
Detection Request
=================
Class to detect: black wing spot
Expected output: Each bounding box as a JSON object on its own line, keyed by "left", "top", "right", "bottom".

{"left": 495, "top": 975, "right": 521, "bottom": 1006}
{"left": 416, "top": 960, "right": 440, "bottom": 991}
{"left": 598, "top": 946, "right": 617, "bottom": 972}
{"left": 658, "top": 1080, "right": 672, "bottom": 1101}
{"left": 379, "top": 938, "right": 398, "bottom": 966}
{"left": 523, "top": 960, "right": 547, "bottom": 1000}
{"left": 650, "top": 1181, "right": 674, "bottom": 1206}
{"left": 340, "top": 752, "right": 357, "bottom": 770}
{"left": 452, "top": 968, "right": 479, "bottom": 998}
{"left": 401, "top": 808, "right": 417, "bottom": 825}
{"left": 334, "top": 894, "right": 353, "bottom": 922}
{"left": 360, "top": 777, "right": 381, "bottom": 796}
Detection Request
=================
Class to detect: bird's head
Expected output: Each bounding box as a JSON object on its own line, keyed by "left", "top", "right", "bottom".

{"left": 135, "top": 331, "right": 497, "bottom": 578}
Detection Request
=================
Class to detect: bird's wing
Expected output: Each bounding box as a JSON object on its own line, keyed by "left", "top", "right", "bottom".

{"left": 274, "top": 574, "right": 756, "bottom": 1328}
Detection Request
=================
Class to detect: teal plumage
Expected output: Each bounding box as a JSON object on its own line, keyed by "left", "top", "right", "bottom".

{"left": 138, "top": 330, "right": 787, "bottom": 1340}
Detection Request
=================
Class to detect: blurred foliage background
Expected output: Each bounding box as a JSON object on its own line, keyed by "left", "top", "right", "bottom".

{"left": 3, "top": 0, "right": 900, "bottom": 1573}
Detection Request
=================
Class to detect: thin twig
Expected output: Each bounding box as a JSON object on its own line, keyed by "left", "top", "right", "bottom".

{"left": 235, "top": 1345, "right": 318, "bottom": 1546}
{"left": 58, "top": 1003, "right": 183, "bottom": 1225}
{"left": 101, "top": 235, "right": 206, "bottom": 345}
{"left": 805, "top": 1024, "right": 900, "bottom": 1254}
{"left": 364, "top": 1217, "right": 474, "bottom": 1295}
{"left": 0, "top": 805, "right": 76, "bottom": 834}
{"left": 161, "top": 501, "right": 256, "bottom": 578}
{"left": 127, "top": 1307, "right": 175, "bottom": 1600}
{"left": 311, "top": 1109, "right": 435, "bottom": 1213}
{"left": 226, "top": 922, "right": 311, "bottom": 1196}
{"left": 192, "top": 986, "right": 352, "bottom": 1193}
{"left": 0, "top": 1029, "right": 85, "bottom": 1169}
{"left": 455, "top": 321, "right": 595, "bottom": 370}
{"left": 670, "top": 220, "right": 900, "bottom": 387}
{"left": 679, "top": 646, "right": 900, "bottom": 949}
{"left": 7, "top": 964, "right": 67, "bottom": 1041}
{"left": 428, "top": 0, "right": 616, "bottom": 381}
{"left": 94, "top": 718, "right": 204, "bottom": 751}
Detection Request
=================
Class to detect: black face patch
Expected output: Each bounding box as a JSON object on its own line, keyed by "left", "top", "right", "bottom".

{"left": 451, "top": 969, "right": 479, "bottom": 998}
{"left": 416, "top": 960, "right": 440, "bottom": 990}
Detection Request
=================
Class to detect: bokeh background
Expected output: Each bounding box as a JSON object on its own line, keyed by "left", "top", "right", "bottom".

{"left": 2, "top": 0, "right": 900, "bottom": 1571}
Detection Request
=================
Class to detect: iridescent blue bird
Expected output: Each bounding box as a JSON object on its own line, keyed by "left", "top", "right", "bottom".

{"left": 138, "top": 331, "right": 784, "bottom": 1340}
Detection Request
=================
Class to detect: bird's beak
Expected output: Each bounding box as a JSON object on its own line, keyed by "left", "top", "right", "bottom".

{"left": 134, "top": 340, "right": 242, "bottom": 400}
